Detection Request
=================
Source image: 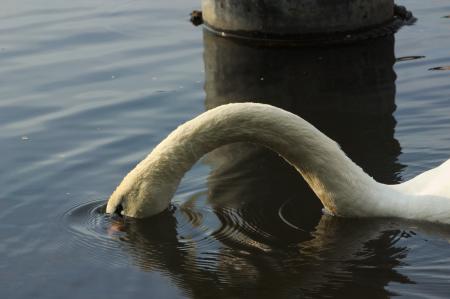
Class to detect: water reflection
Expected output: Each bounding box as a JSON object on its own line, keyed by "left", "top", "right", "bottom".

{"left": 115, "top": 31, "right": 410, "bottom": 296}
{"left": 117, "top": 213, "right": 413, "bottom": 298}
{"left": 202, "top": 30, "right": 404, "bottom": 234}
{"left": 203, "top": 30, "right": 403, "bottom": 186}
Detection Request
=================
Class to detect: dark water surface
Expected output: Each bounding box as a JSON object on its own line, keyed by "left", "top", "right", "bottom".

{"left": 1, "top": 0, "right": 450, "bottom": 298}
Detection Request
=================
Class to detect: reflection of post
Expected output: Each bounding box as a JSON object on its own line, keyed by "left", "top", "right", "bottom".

{"left": 203, "top": 29, "right": 403, "bottom": 186}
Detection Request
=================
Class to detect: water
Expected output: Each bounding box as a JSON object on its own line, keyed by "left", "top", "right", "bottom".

{"left": 0, "top": 0, "right": 449, "bottom": 298}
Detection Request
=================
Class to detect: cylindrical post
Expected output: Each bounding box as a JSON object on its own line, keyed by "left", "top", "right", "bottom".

{"left": 202, "top": 0, "right": 394, "bottom": 41}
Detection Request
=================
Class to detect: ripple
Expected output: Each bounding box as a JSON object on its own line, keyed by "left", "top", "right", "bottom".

{"left": 211, "top": 206, "right": 276, "bottom": 253}
{"left": 62, "top": 200, "right": 132, "bottom": 268}
{"left": 396, "top": 55, "right": 426, "bottom": 62}
{"left": 61, "top": 197, "right": 450, "bottom": 297}
{"left": 278, "top": 198, "right": 307, "bottom": 232}
{"left": 429, "top": 66, "right": 450, "bottom": 71}
{"left": 61, "top": 194, "right": 310, "bottom": 276}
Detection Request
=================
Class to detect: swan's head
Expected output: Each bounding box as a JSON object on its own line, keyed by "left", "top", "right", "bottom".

{"left": 106, "top": 171, "right": 175, "bottom": 218}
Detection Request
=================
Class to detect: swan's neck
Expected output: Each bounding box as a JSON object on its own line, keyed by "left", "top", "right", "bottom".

{"left": 107, "top": 103, "right": 403, "bottom": 218}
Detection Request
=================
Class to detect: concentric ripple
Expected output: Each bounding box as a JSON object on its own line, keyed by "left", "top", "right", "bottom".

{"left": 62, "top": 200, "right": 133, "bottom": 267}
{"left": 60, "top": 194, "right": 450, "bottom": 297}
{"left": 61, "top": 194, "right": 314, "bottom": 274}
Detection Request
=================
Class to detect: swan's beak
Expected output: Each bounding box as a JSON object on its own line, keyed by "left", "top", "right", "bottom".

{"left": 106, "top": 195, "right": 124, "bottom": 216}
{"left": 113, "top": 203, "right": 124, "bottom": 216}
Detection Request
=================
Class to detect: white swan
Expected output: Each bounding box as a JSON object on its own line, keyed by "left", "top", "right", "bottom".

{"left": 106, "top": 103, "right": 450, "bottom": 224}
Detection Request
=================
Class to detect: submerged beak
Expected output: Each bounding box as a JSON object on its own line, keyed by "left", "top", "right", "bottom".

{"left": 106, "top": 194, "right": 124, "bottom": 216}
{"left": 114, "top": 203, "right": 124, "bottom": 216}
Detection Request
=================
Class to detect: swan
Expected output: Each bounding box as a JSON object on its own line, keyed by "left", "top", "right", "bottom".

{"left": 106, "top": 103, "right": 450, "bottom": 224}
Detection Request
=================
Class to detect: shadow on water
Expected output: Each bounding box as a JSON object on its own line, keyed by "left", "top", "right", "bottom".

{"left": 104, "top": 32, "right": 415, "bottom": 298}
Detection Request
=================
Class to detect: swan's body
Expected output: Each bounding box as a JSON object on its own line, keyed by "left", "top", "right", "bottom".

{"left": 106, "top": 103, "right": 450, "bottom": 224}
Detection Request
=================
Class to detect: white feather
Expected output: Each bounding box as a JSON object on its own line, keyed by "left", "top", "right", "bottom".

{"left": 106, "top": 103, "right": 450, "bottom": 224}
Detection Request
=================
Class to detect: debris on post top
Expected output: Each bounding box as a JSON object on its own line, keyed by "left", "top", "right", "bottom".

{"left": 201, "top": 0, "right": 407, "bottom": 44}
